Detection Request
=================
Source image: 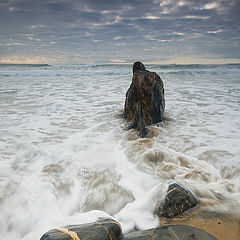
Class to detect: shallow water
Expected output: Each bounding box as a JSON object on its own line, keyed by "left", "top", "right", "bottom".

{"left": 0, "top": 63, "right": 240, "bottom": 239}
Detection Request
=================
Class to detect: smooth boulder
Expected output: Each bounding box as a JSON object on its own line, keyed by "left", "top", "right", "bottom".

{"left": 157, "top": 183, "right": 198, "bottom": 218}
{"left": 124, "top": 62, "right": 165, "bottom": 137}
{"left": 40, "top": 218, "right": 122, "bottom": 240}
{"left": 40, "top": 218, "right": 218, "bottom": 240}
{"left": 124, "top": 225, "right": 217, "bottom": 240}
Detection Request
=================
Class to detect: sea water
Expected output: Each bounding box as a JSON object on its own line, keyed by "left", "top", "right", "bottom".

{"left": 0, "top": 63, "right": 239, "bottom": 239}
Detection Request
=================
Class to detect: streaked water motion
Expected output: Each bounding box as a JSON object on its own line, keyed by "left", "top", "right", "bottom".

{"left": 0, "top": 63, "right": 239, "bottom": 239}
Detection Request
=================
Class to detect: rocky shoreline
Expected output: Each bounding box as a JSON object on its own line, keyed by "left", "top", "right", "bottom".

{"left": 40, "top": 62, "right": 239, "bottom": 239}
{"left": 40, "top": 212, "right": 240, "bottom": 240}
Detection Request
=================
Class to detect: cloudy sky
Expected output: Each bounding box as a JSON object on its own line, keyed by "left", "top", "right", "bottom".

{"left": 0, "top": 0, "right": 240, "bottom": 64}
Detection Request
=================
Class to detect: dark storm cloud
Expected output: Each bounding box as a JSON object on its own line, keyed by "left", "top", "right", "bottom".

{"left": 0, "top": 0, "right": 239, "bottom": 63}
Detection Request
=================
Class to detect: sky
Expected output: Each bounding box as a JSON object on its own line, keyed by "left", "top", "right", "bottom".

{"left": 0, "top": 0, "right": 240, "bottom": 64}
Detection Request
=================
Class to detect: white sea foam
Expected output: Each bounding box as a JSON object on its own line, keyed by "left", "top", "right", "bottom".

{"left": 0, "top": 64, "right": 240, "bottom": 239}
{"left": 114, "top": 182, "right": 167, "bottom": 233}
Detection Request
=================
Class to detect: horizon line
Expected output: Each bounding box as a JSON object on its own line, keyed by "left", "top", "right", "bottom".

{"left": 0, "top": 62, "right": 240, "bottom": 65}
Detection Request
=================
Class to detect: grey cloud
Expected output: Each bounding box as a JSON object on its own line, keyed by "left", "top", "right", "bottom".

{"left": 0, "top": 0, "right": 239, "bottom": 63}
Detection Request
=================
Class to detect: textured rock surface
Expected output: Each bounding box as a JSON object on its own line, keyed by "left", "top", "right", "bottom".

{"left": 40, "top": 218, "right": 122, "bottom": 240}
{"left": 124, "top": 225, "right": 217, "bottom": 240}
{"left": 132, "top": 61, "right": 146, "bottom": 74}
{"left": 157, "top": 183, "right": 198, "bottom": 218}
{"left": 40, "top": 218, "right": 218, "bottom": 240}
{"left": 124, "top": 62, "right": 165, "bottom": 137}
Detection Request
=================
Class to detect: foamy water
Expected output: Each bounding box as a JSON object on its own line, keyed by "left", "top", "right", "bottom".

{"left": 0, "top": 64, "right": 239, "bottom": 239}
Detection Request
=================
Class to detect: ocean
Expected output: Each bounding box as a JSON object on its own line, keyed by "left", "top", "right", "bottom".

{"left": 0, "top": 63, "right": 240, "bottom": 239}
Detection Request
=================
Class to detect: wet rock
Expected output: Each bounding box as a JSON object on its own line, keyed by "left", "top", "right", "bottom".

{"left": 40, "top": 215, "right": 218, "bottom": 240}
{"left": 157, "top": 183, "right": 198, "bottom": 218}
{"left": 133, "top": 61, "right": 146, "bottom": 74}
{"left": 124, "top": 225, "right": 217, "bottom": 240}
{"left": 123, "top": 62, "right": 165, "bottom": 138}
{"left": 40, "top": 218, "right": 122, "bottom": 240}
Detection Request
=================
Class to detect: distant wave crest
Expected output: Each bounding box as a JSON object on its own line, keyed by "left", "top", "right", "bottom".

{"left": 0, "top": 63, "right": 50, "bottom": 68}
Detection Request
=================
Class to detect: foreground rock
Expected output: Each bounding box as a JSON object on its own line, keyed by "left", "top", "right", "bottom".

{"left": 156, "top": 183, "right": 198, "bottom": 218}
{"left": 124, "top": 225, "right": 217, "bottom": 240}
{"left": 40, "top": 218, "right": 217, "bottom": 240}
{"left": 40, "top": 218, "right": 122, "bottom": 240}
{"left": 123, "top": 62, "right": 165, "bottom": 137}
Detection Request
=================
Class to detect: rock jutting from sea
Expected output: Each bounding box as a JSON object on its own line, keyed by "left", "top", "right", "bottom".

{"left": 123, "top": 62, "right": 165, "bottom": 137}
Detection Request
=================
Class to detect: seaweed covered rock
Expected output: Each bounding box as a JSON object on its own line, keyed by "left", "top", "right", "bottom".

{"left": 40, "top": 218, "right": 122, "bottom": 240}
{"left": 124, "top": 62, "right": 165, "bottom": 137}
{"left": 124, "top": 225, "right": 217, "bottom": 240}
{"left": 157, "top": 183, "right": 198, "bottom": 218}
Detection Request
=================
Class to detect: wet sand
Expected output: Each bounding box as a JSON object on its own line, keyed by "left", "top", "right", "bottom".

{"left": 160, "top": 209, "right": 240, "bottom": 240}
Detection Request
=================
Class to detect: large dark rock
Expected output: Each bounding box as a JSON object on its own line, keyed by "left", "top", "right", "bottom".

{"left": 124, "top": 225, "right": 217, "bottom": 240}
{"left": 40, "top": 218, "right": 122, "bottom": 240}
{"left": 40, "top": 217, "right": 217, "bottom": 240}
{"left": 124, "top": 62, "right": 165, "bottom": 137}
{"left": 157, "top": 183, "right": 198, "bottom": 218}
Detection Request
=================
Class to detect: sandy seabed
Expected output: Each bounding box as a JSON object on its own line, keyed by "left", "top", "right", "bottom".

{"left": 160, "top": 209, "right": 240, "bottom": 240}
